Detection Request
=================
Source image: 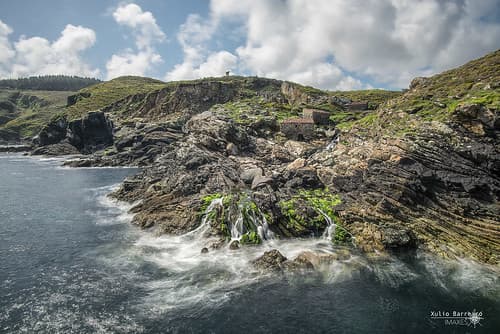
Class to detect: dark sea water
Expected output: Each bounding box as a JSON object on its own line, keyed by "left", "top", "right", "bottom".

{"left": 0, "top": 154, "right": 499, "bottom": 334}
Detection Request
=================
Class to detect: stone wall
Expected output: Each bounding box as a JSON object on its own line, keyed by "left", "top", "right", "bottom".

{"left": 303, "top": 108, "right": 330, "bottom": 124}
{"left": 280, "top": 120, "right": 315, "bottom": 140}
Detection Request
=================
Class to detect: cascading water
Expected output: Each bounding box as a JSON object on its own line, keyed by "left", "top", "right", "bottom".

{"left": 185, "top": 197, "right": 224, "bottom": 239}
{"left": 326, "top": 132, "right": 340, "bottom": 150}
{"left": 228, "top": 195, "right": 275, "bottom": 242}
{"left": 318, "top": 208, "right": 354, "bottom": 244}
{"left": 196, "top": 194, "right": 274, "bottom": 244}
{"left": 318, "top": 208, "right": 336, "bottom": 240}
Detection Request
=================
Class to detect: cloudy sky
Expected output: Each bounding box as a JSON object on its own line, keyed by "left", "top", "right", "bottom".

{"left": 0, "top": 0, "right": 499, "bottom": 90}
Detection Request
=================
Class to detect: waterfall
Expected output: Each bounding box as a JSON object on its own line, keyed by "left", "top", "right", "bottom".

{"left": 326, "top": 132, "right": 340, "bottom": 150}
{"left": 186, "top": 197, "right": 224, "bottom": 239}
{"left": 318, "top": 208, "right": 336, "bottom": 240}
{"left": 317, "top": 208, "right": 354, "bottom": 244}
{"left": 192, "top": 195, "right": 274, "bottom": 243}
{"left": 228, "top": 195, "right": 274, "bottom": 242}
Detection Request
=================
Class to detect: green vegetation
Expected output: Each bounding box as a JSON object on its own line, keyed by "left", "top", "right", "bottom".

{"left": 0, "top": 89, "right": 75, "bottom": 141}
{"left": 199, "top": 192, "right": 267, "bottom": 245}
{"left": 0, "top": 75, "right": 101, "bottom": 91}
{"left": 389, "top": 50, "right": 500, "bottom": 124}
{"left": 329, "top": 89, "right": 402, "bottom": 106}
{"left": 65, "top": 76, "right": 167, "bottom": 119}
{"left": 240, "top": 231, "right": 261, "bottom": 245}
{"left": 220, "top": 98, "right": 299, "bottom": 125}
{"left": 279, "top": 188, "right": 348, "bottom": 243}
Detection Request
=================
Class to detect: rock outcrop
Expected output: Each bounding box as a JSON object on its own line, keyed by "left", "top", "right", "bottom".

{"left": 35, "top": 111, "right": 114, "bottom": 154}
{"left": 22, "top": 51, "right": 500, "bottom": 265}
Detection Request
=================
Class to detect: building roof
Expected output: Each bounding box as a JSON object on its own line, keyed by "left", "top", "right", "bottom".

{"left": 281, "top": 117, "right": 315, "bottom": 124}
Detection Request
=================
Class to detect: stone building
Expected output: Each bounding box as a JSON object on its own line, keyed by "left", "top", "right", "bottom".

{"left": 303, "top": 108, "right": 331, "bottom": 125}
{"left": 280, "top": 118, "right": 315, "bottom": 140}
{"left": 346, "top": 102, "right": 368, "bottom": 110}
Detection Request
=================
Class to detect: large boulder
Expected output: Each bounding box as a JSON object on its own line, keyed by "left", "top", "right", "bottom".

{"left": 252, "top": 249, "right": 287, "bottom": 272}
{"left": 37, "top": 117, "right": 68, "bottom": 146}
{"left": 67, "top": 111, "right": 114, "bottom": 153}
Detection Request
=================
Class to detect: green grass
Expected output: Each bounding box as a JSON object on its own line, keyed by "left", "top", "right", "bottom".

{"left": 65, "top": 76, "right": 167, "bottom": 119}
{"left": 279, "top": 188, "right": 347, "bottom": 242}
{"left": 329, "top": 89, "right": 402, "bottom": 106}
{"left": 0, "top": 89, "right": 74, "bottom": 141}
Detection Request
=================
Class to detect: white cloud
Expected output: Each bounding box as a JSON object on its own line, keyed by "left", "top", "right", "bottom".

{"left": 106, "top": 3, "right": 165, "bottom": 79}
{"left": 166, "top": 50, "right": 237, "bottom": 81}
{"left": 106, "top": 49, "right": 162, "bottom": 78}
{"left": 169, "top": 0, "right": 500, "bottom": 89}
{"left": 165, "top": 14, "right": 237, "bottom": 81}
{"left": 0, "top": 21, "right": 99, "bottom": 79}
{"left": 112, "top": 3, "right": 165, "bottom": 50}
{"left": 0, "top": 21, "right": 15, "bottom": 76}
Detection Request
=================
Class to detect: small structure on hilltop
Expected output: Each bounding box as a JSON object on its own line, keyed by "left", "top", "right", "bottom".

{"left": 303, "top": 108, "right": 331, "bottom": 125}
{"left": 280, "top": 118, "right": 315, "bottom": 141}
{"left": 346, "top": 102, "right": 368, "bottom": 110}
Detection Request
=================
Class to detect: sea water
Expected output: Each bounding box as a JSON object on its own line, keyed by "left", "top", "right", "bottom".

{"left": 0, "top": 154, "right": 498, "bottom": 333}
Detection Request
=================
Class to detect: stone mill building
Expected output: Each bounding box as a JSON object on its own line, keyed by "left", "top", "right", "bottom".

{"left": 280, "top": 108, "right": 331, "bottom": 140}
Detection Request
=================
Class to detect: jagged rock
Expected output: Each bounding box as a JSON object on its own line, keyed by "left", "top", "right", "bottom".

{"left": 284, "top": 140, "right": 315, "bottom": 158}
{"left": 283, "top": 167, "right": 322, "bottom": 189}
{"left": 229, "top": 240, "right": 240, "bottom": 250}
{"left": 285, "top": 158, "right": 306, "bottom": 171}
{"left": 282, "top": 253, "right": 315, "bottom": 271}
{"left": 67, "top": 111, "right": 114, "bottom": 153}
{"left": 0, "top": 145, "right": 31, "bottom": 152}
{"left": 31, "top": 142, "right": 80, "bottom": 156}
{"left": 240, "top": 167, "right": 263, "bottom": 184}
{"left": 226, "top": 142, "right": 239, "bottom": 155}
{"left": 37, "top": 117, "right": 67, "bottom": 146}
{"left": 251, "top": 175, "right": 273, "bottom": 190}
{"left": 252, "top": 249, "right": 287, "bottom": 272}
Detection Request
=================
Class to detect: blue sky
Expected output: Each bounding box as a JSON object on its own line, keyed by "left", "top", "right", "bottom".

{"left": 0, "top": 0, "right": 499, "bottom": 90}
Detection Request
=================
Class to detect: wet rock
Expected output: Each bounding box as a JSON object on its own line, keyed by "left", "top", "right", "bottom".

{"left": 283, "top": 253, "right": 314, "bottom": 271}
{"left": 283, "top": 167, "right": 322, "bottom": 189}
{"left": 229, "top": 240, "right": 240, "bottom": 250}
{"left": 31, "top": 142, "right": 80, "bottom": 156}
{"left": 288, "top": 251, "right": 350, "bottom": 270}
{"left": 201, "top": 247, "right": 209, "bottom": 254}
{"left": 252, "top": 249, "right": 287, "bottom": 272}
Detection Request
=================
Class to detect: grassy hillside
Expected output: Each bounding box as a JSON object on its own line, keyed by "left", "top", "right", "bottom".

{"left": 0, "top": 90, "right": 75, "bottom": 142}
{"left": 65, "top": 76, "right": 167, "bottom": 119}
{"left": 339, "top": 49, "right": 500, "bottom": 133}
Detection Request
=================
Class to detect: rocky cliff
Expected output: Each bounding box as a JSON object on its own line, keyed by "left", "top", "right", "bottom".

{"left": 30, "top": 51, "right": 500, "bottom": 264}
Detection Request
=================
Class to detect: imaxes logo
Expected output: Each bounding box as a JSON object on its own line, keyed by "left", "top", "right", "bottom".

{"left": 430, "top": 309, "right": 484, "bottom": 328}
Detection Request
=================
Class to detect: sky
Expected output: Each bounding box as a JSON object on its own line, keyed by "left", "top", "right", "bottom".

{"left": 0, "top": 0, "right": 499, "bottom": 90}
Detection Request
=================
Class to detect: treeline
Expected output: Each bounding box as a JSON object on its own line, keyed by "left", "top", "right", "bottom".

{"left": 0, "top": 75, "right": 102, "bottom": 91}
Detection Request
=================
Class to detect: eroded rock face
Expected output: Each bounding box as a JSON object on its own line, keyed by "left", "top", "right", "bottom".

{"left": 37, "top": 117, "right": 67, "bottom": 146}
{"left": 67, "top": 111, "right": 113, "bottom": 153}
{"left": 32, "top": 141, "right": 80, "bottom": 156}
{"left": 36, "top": 111, "right": 114, "bottom": 154}
{"left": 312, "top": 111, "right": 500, "bottom": 263}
